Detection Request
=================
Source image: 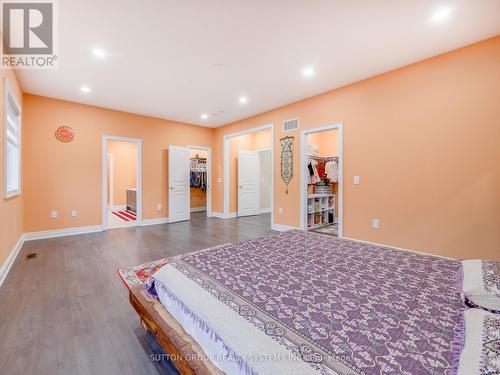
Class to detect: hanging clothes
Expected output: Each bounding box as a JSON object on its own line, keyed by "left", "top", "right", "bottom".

{"left": 325, "top": 159, "right": 338, "bottom": 182}
{"left": 308, "top": 159, "right": 321, "bottom": 184}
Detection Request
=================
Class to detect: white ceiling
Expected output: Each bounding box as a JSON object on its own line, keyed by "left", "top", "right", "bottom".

{"left": 17, "top": 0, "right": 500, "bottom": 127}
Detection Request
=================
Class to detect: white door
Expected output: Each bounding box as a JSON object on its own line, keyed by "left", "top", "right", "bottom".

{"left": 238, "top": 151, "right": 259, "bottom": 217}
{"left": 168, "top": 145, "right": 190, "bottom": 223}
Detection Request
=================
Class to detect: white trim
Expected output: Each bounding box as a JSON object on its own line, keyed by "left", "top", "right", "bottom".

{"left": 110, "top": 205, "right": 127, "bottom": 211}
{"left": 0, "top": 235, "right": 24, "bottom": 287}
{"left": 102, "top": 136, "right": 142, "bottom": 230}
{"left": 211, "top": 211, "right": 237, "bottom": 219}
{"left": 190, "top": 207, "right": 206, "bottom": 213}
{"left": 23, "top": 225, "right": 104, "bottom": 241}
{"left": 107, "top": 153, "right": 114, "bottom": 208}
{"left": 223, "top": 123, "right": 274, "bottom": 225}
{"left": 260, "top": 208, "right": 272, "bottom": 214}
{"left": 271, "top": 223, "right": 300, "bottom": 232}
{"left": 300, "top": 123, "right": 343, "bottom": 237}
{"left": 343, "top": 237, "right": 454, "bottom": 260}
{"left": 3, "top": 77, "right": 22, "bottom": 199}
{"left": 141, "top": 217, "right": 169, "bottom": 226}
{"left": 186, "top": 145, "right": 212, "bottom": 217}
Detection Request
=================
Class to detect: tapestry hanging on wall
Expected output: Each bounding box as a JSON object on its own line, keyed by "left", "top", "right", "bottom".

{"left": 280, "top": 136, "right": 294, "bottom": 194}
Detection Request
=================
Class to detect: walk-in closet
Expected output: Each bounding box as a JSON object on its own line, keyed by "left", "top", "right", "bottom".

{"left": 306, "top": 129, "right": 339, "bottom": 236}
{"left": 190, "top": 149, "right": 207, "bottom": 213}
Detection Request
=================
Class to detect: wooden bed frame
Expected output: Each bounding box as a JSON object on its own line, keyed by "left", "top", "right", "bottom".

{"left": 129, "top": 285, "right": 224, "bottom": 375}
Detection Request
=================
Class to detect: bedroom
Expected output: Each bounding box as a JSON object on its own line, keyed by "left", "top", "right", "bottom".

{"left": 0, "top": 1, "right": 499, "bottom": 374}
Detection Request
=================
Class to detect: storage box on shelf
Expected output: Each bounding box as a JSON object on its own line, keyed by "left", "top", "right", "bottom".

{"left": 307, "top": 193, "right": 336, "bottom": 229}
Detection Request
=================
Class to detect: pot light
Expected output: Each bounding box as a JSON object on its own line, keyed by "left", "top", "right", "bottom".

{"left": 201, "top": 113, "right": 209, "bottom": 120}
{"left": 302, "top": 66, "right": 315, "bottom": 78}
{"left": 92, "top": 48, "right": 107, "bottom": 59}
{"left": 80, "top": 86, "right": 91, "bottom": 93}
{"left": 239, "top": 96, "right": 248, "bottom": 104}
{"left": 430, "top": 6, "right": 453, "bottom": 22}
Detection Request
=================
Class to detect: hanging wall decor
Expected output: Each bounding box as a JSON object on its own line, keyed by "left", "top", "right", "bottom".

{"left": 280, "top": 136, "right": 294, "bottom": 194}
{"left": 55, "top": 125, "right": 75, "bottom": 143}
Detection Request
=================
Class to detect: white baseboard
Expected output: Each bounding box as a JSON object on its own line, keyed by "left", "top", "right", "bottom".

{"left": 0, "top": 235, "right": 25, "bottom": 287}
{"left": 260, "top": 208, "right": 272, "bottom": 214}
{"left": 109, "top": 205, "right": 127, "bottom": 211}
{"left": 271, "top": 223, "right": 300, "bottom": 232}
{"left": 343, "top": 237, "right": 453, "bottom": 260}
{"left": 141, "top": 217, "right": 169, "bottom": 226}
{"left": 212, "top": 211, "right": 237, "bottom": 219}
{"left": 23, "top": 225, "right": 104, "bottom": 241}
{"left": 190, "top": 207, "right": 206, "bottom": 213}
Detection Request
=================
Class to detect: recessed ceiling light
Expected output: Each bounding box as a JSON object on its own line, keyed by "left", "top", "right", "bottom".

{"left": 201, "top": 113, "right": 208, "bottom": 120}
{"left": 80, "top": 86, "right": 91, "bottom": 93}
{"left": 92, "top": 48, "right": 107, "bottom": 59}
{"left": 430, "top": 6, "right": 453, "bottom": 22}
{"left": 239, "top": 96, "right": 248, "bottom": 104}
{"left": 302, "top": 66, "right": 315, "bottom": 78}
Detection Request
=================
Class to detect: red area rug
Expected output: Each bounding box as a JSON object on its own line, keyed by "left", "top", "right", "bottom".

{"left": 112, "top": 210, "right": 137, "bottom": 221}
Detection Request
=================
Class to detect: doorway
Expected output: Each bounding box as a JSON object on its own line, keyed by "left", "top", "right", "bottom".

{"left": 102, "top": 136, "right": 142, "bottom": 229}
{"left": 168, "top": 145, "right": 212, "bottom": 223}
{"left": 300, "top": 123, "right": 343, "bottom": 237}
{"left": 223, "top": 124, "right": 274, "bottom": 222}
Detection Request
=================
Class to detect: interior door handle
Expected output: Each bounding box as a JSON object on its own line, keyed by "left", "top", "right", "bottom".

{"left": 239, "top": 185, "right": 243, "bottom": 189}
{"left": 169, "top": 187, "right": 174, "bottom": 190}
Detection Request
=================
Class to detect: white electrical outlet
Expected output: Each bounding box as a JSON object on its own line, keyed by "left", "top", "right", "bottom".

{"left": 71, "top": 209, "right": 77, "bottom": 217}
{"left": 157, "top": 203, "right": 162, "bottom": 212}
{"left": 372, "top": 219, "right": 380, "bottom": 229}
{"left": 278, "top": 208, "right": 283, "bottom": 215}
{"left": 354, "top": 176, "right": 360, "bottom": 185}
{"left": 51, "top": 210, "right": 58, "bottom": 219}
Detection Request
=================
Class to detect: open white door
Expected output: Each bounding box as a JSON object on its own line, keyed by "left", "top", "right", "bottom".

{"left": 237, "top": 151, "right": 259, "bottom": 217}
{"left": 168, "top": 145, "right": 190, "bottom": 223}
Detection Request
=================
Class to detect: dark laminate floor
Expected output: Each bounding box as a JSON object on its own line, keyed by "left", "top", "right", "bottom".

{"left": 0, "top": 212, "right": 273, "bottom": 375}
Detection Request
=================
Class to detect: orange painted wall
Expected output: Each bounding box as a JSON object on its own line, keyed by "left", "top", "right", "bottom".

{"left": 227, "top": 128, "right": 272, "bottom": 213}
{"left": 213, "top": 36, "right": 500, "bottom": 260}
{"left": 22, "top": 95, "right": 214, "bottom": 232}
{"left": 107, "top": 140, "right": 137, "bottom": 206}
{"left": 308, "top": 129, "right": 338, "bottom": 157}
{"left": 0, "top": 70, "right": 23, "bottom": 270}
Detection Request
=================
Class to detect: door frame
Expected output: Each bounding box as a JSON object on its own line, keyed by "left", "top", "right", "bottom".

{"left": 300, "top": 123, "right": 343, "bottom": 237}
{"left": 102, "top": 135, "right": 142, "bottom": 228}
{"left": 256, "top": 148, "right": 272, "bottom": 214}
{"left": 186, "top": 145, "right": 212, "bottom": 217}
{"left": 107, "top": 153, "right": 114, "bottom": 209}
{"left": 223, "top": 123, "right": 274, "bottom": 221}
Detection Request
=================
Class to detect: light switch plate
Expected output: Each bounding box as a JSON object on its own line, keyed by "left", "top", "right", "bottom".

{"left": 71, "top": 209, "right": 77, "bottom": 217}
{"left": 372, "top": 219, "right": 380, "bottom": 229}
{"left": 51, "top": 210, "right": 58, "bottom": 219}
{"left": 354, "top": 176, "right": 360, "bottom": 185}
{"left": 157, "top": 203, "right": 162, "bottom": 212}
{"left": 278, "top": 208, "right": 283, "bottom": 215}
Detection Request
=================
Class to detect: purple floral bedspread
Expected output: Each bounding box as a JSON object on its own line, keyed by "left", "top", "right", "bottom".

{"left": 170, "top": 230, "right": 464, "bottom": 375}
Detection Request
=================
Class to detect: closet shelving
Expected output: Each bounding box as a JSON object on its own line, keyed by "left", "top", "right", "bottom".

{"left": 307, "top": 155, "right": 338, "bottom": 231}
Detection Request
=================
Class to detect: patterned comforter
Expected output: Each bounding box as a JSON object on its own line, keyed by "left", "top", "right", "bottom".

{"left": 148, "top": 230, "right": 464, "bottom": 375}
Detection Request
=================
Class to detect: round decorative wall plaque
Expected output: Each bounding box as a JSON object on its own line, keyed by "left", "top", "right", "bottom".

{"left": 55, "top": 125, "right": 75, "bottom": 143}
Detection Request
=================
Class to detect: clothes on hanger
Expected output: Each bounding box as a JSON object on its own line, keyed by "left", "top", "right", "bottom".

{"left": 325, "top": 159, "right": 338, "bottom": 182}
{"left": 308, "top": 159, "right": 321, "bottom": 184}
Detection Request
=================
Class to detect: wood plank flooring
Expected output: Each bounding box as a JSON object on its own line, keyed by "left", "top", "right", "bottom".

{"left": 0, "top": 213, "right": 273, "bottom": 375}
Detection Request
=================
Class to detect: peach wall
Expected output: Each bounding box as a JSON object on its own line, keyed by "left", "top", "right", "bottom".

{"left": 107, "top": 140, "right": 137, "bottom": 206}
{"left": 0, "top": 70, "right": 23, "bottom": 270}
{"left": 213, "top": 36, "right": 500, "bottom": 260}
{"left": 308, "top": 129, "right": 338, "bottom": 157}
{"left": 227, "top": 128, "right": 272, "bottom": 213}
{"left": 22, "top": 95, "right": 214, "bottom": 232}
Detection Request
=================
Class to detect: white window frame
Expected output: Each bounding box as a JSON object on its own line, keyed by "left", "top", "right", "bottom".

{"left": 3, "top": 78, "right": 21, "bottom": 198}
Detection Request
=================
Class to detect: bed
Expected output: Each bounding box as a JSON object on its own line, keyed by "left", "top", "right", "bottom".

{"left": 123, "top": 230, "right": 493, "bottom": 375}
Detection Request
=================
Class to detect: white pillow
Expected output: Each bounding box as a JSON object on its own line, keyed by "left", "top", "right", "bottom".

{"left": 461, "top": 260, "right": 500, "bottom": 313}
{"left": 457, "top": 308, "right": 500, "bottom": 375}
